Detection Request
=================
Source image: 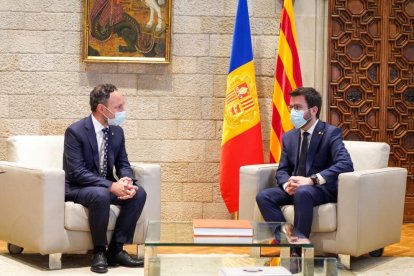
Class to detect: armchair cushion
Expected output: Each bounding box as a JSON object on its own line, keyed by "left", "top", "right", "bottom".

{"left": 282, "top": 203, "right": 337, "bottom": 232}
{"left": 7, "top": 136, "right": 64, "bottom": 169}
{"left": 64, "top": 202, "right": 119, "bottom": 232}
{"left": 343, "top": 141, "right": 389, "bottom": 170}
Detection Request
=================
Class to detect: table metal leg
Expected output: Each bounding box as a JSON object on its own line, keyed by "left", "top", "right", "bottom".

{"left": 145, "top": 246, "right": 160, "bottom": 276}
{"left": 250, "top": 246, "right": 261, "bottom": 257}
{"left": 137, "top": 244, "right": 145, "bottom": 258}
{"left": 280, "top": 247, "right": 290, "bottom": 271}
{"left": 302, "top": 247, "right": 314, "bottom": 276}
{"left": 324, "top": 257, "right": 338, "bottom": 276}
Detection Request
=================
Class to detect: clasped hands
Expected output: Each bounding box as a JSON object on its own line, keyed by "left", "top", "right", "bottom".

{"left": 109, "top": 177, "right": 138, "bottom": 200}
{"left": 285, "top": 176, "right": 314, "bottom": 195}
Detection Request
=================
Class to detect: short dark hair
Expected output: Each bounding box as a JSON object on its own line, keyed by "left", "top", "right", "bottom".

{"left": 89, "top": 84, "right": 118, "bottom": 112}
{"left": 290, "top": 87, "right": 322, "bottom": 118}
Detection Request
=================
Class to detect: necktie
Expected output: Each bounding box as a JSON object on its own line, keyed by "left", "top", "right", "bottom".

{"left": 297, "top": 132, "right": 309, "bottom": 176}
{"left": 101, "top": 128, "right": 109, "bottom": 179}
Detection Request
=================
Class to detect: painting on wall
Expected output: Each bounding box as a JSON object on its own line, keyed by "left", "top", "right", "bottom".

{"left": 83, "top": 0, "right": 171, "bottom": 63}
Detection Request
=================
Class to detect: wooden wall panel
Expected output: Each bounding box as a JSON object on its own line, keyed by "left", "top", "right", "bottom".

{"left": 328, "top": 0, "right": 414, "bottom": 221}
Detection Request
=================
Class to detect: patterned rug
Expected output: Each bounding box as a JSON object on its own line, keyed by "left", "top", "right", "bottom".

{"left": 350, "top": 256, "right": 414, "bottom": 276}
{"left": 0, "top": 252, "right": 413, "bottom": 275}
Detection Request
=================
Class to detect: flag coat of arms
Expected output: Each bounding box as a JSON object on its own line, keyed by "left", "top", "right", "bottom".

{"left": 270, "top": 0, "right": 303, "bottom": 163}
{"left": 220, "top": 0, "right": 264, "bottom": 214}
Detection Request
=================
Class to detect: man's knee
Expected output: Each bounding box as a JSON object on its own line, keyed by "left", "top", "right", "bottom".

{"left": 256, "top": 190, "right": 267, "bottom": 207}
{"left": 293, "top": 186, "right": 314, "bottom": 203}
{"left": 134, "top": 186, "right": 147, "bottom": 203}
{"left": 257, "top": 188, "right": 285, "bottom": 205}
{"left": 90, "top": 187, "right": 111, "bottom": 205}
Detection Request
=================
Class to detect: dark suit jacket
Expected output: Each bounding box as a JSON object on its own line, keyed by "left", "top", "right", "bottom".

{"left": 276, "top": 120, "right": 354, "bottom": 196}
{"left": 63, "top": 115, "right": 134, "bottom": 200}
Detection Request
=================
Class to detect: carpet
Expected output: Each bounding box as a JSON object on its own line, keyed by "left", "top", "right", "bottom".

{"left": 0, "top": 252, "right": 413, "bottom": 275}
{"left": 0, "top": 253, "right": 143, "bottom": 276}
{"left": 350, "top": 256, "right": 414, "bottom": 276}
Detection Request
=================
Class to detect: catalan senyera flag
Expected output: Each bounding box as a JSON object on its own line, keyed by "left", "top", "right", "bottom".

{"left": 270, "top": 0, "right": 303, "bottom": 163}
{"left": 220, "top": 0, "right": 264, "bottom": 214}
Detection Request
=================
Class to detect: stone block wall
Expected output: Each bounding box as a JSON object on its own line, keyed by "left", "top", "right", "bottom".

{"left": 0, "top": 0, "right": 325, "bottom": 220}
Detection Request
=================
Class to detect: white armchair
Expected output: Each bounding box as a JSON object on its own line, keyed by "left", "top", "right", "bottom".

{"left": 0, "top": 135, "right": 161, "bottom": 269}
{"left": 239, "top": 141, "right": 407, "bottom": 268}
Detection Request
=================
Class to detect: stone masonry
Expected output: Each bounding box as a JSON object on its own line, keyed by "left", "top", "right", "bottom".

{"left": 0, "top": 0, "right": 324, "bottom": 220}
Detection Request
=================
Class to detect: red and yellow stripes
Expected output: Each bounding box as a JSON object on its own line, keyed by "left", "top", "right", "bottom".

{"left": 270, "top": 0, "right": 302, "bottom": 163}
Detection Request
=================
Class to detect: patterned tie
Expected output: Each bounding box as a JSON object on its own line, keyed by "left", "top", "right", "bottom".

{"left": 101, "top": 128, "right": 109, "bottom": 179}
{"left": 297, "top": 132, "right": 309, "bottom": 176}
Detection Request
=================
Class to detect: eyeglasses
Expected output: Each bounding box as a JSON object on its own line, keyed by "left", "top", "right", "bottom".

{"left": 288, "top": 105, "right": 308, "bottom": 112}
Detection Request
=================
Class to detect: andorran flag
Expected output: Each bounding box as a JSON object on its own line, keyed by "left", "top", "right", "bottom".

{"left": 270, "top": 0, "right": 303, "bottom": 163}
{"left": 220, "top": 0, "right": 264, "bottom": 214}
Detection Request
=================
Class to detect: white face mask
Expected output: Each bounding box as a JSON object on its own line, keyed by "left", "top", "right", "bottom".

{"left": 290, "top": 108, "right": 311, "bottom": 129}
{"left": 103, "top": 106, "right": 126, "bottom": 126}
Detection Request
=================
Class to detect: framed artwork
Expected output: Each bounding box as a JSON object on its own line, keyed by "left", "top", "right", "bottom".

{"left": 83, "top": 0, "right": 171, "bottom": 63}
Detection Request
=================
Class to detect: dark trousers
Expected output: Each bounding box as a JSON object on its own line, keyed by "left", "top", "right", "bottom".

{"left": 73, "top": 186, "right": 147, "bottom": 247}
{"left": 256, "top": 185, "right": 335, "bottom": 238}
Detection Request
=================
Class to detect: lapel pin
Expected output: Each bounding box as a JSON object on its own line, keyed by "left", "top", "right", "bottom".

{"left": 318, "top": 131, "right": 324, "bottom": 135}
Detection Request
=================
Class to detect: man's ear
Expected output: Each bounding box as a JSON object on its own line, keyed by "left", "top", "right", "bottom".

{"left": 97, "top": 103, "right": 105, "bottom": 114}
{"left": 311, "top": 106, "right": 318, "bottom": 116}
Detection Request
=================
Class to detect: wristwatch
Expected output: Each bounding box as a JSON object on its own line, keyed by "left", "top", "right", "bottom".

{"left": 310, "top": 174, "right": 319, "bottom": 185}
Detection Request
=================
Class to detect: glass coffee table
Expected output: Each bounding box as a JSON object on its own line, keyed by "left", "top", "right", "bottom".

{"left": 145, "top": 256, "right": 338, "bottom": 276}
{"left": 144, "top": 221, "right": 315, "bottom": 276}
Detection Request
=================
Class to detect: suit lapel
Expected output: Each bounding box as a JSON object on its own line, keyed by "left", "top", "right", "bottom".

{"left": 306, "top": 121, "right": 326, "bottom": 174}
{"left": 85, "top": 116, "right": 100, "bottom": 172}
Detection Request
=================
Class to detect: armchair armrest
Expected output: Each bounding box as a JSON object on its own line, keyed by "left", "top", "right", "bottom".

{"left": 131, "top": 163, "right": 161, "bottom": 223}
{"left": 0, "top": 161, "right": 66, "bottom": 254}
{"left": 239, "top": 164, "right": 279, "bottom": 221}
{"left": 336, "top": 167, "right": 407, "bottom": 256}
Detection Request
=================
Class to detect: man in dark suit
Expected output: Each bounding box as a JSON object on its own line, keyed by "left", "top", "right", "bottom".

{"left": 64, "top": 84, "right": 146, "bottom": 273}
{"left": 256, "top": 87, "right": 353, "bottom": 246}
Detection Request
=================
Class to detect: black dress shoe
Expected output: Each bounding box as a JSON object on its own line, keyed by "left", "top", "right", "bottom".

{"left": 91, "top": 252, "right": 108, "bottom": 273}
{"left": 107, "top": 250, "right": 144, "bottom": 267}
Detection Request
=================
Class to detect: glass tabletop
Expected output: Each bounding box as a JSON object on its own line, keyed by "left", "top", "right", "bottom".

{"left": 145, "top": 221, "right": 313, "bottom": 248}
{"left": 147, "top": 256, "right": 339, "bottom": 276}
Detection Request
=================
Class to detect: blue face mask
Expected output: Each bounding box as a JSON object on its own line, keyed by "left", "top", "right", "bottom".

{"left": 290, "top": 108, "right": 310, "bottom": 129}
{"left": 103, "top": 106, "right": 126, "bottom": 126}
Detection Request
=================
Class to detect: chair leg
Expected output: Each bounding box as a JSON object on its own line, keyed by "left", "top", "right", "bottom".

{"left": 48, "top": 253, "right": 62, "bottom": 270}
{"left": 338, "top": 254, "right": 351, "bottom": 270}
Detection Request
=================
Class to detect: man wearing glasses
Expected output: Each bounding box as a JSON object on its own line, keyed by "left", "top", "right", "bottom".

{"left": 256, "top": 87, "right": 354, "bottom": 255}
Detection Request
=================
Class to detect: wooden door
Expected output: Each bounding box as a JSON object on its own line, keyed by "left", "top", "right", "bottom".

{"left": 328, "top": 0, "right": 414, "bottom": 221}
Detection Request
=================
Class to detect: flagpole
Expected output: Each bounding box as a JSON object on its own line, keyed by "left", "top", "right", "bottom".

{"left": 232, "top": 211, "right": 239, "bottom": 220}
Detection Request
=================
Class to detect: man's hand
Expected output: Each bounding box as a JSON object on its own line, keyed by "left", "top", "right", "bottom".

{"left": 109, "top": 177, "right": 139, "bottom": 200}
{"left": 285, "top": 180, "right": 299, "bottom": 195}
{"left": 285, "top": 176, "right": 314, "bottom": 195}
{"left": 289, "top": 176, "right": 313, "bottom": 186}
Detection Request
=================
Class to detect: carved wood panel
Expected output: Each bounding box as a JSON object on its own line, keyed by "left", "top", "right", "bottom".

{"left": 328, "top": 0, "right": 414, "bottom": 221}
